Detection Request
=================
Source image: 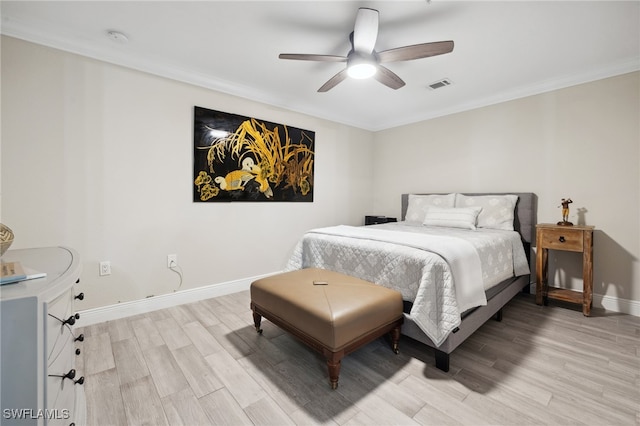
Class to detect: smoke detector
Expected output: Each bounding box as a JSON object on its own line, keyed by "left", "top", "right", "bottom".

{"left": 106, "top": 30, "right": 129, "bottom": 44}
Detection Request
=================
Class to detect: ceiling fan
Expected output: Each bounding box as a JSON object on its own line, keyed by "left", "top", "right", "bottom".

{"left": 279, "top": 8, "right": 454, "bottom": 92}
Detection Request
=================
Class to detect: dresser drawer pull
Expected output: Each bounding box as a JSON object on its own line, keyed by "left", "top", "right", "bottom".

{"left": 74, "top": 376, "right": 85, "bottom": 386}
{"left": 64, "top": 313, "right": 80, "bottom": 326}
{"left": 48, "top": 312, "right": 80, "bottom": 327}
{"left": 49, "top": 369, "right": 76, "bottom": 381}
{"left": 74, "top": 292, "right": 84, "bottom": 300}
{"left": 559, "top": 236, "right": 565, "bottom": 242}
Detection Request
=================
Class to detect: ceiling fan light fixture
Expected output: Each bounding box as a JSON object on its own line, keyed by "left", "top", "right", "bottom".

{"left": 347, "top": 63, "right": 376, "bottom": 79}
{"left": 279, "top": 7, "right": 453, "bottom": 91}
{"left": 347, "top": 57, "right": 377, "bottom": 79}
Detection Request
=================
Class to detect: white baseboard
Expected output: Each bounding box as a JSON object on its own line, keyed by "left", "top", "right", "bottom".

{"left": 528, "top": 283, "right": 640, "bottom": 317}
{"left": 76, "top": 271, "right": 279, "bottom": 327}
{"left": 594, "top": 293, "right": 640, "bottom": 317}
{"left": 79, "top": 276, "right": 639, "bottom": 328}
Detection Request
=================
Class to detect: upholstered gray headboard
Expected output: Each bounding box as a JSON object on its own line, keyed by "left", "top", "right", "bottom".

{"left": 401, "top": 192, "right": 537, "bottom": 246}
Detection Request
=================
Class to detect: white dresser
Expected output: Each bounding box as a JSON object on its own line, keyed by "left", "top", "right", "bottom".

{"left": 1, "top": 247, "right": 85, "bottom": 426}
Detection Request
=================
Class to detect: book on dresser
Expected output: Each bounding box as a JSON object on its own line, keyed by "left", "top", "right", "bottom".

{"left": 0, "top": 260, "right": 47, "bottom": 285}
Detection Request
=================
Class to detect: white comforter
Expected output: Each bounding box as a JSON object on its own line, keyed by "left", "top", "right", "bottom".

{"left": 285, "top": 222, "right": 529, "bottom": 346}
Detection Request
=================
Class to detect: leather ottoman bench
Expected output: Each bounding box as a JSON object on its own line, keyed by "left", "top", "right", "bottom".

{"left": 250, "top": 268, "right": 403, "bottom": 389}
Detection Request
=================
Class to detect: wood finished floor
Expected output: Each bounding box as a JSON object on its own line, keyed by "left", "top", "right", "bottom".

{"left": 77, "top": 292, "right": 640, "bottom": 425}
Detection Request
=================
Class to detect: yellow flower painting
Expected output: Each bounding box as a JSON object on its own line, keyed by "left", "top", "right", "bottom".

{"left": 193, "top": 106, "right": 315, "bottom": 202}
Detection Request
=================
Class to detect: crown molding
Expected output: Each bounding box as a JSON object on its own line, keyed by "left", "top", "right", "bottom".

{"left": 3, "top": 18, "right": 638, "bottom": 132}
{"left": 375, "top": 58, "right": 640, "bottom": 131}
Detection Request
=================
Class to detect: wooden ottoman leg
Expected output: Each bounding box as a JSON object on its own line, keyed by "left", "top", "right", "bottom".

{"left": 252, "top": 310, "right": 263, "bottom": 334}
{"left": 327, "top": 358, "right": 342, "bottom": 390}
{"left": 390, "top": 325, "right": 401, "bottom": 354}
{"left": 325, "top": 350, "right": 344, "bottom": 390}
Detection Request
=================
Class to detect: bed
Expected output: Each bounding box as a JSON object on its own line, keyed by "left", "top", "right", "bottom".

{"left": 285, "top": 192, "right": 537, "bottom": 371}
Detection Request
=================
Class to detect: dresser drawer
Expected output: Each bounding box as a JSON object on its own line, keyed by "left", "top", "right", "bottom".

{"left": 47, "top": 288, "right": 74, "bottom": 360}
{"left": 47, "top": 342, "right": 74, "bottom": 405}
{"left": 48, "top": 331, "right": 77, "bottom": 425}
{"left": 47, "top": 374, "right": 76, "bottom": 426}
{"left": 539, "top": 227, "right": 583, "bottom": 252}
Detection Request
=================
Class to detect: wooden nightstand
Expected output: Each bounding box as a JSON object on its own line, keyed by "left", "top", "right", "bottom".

{"left": 536, "top": 223, "right": 594, "bottom": 316}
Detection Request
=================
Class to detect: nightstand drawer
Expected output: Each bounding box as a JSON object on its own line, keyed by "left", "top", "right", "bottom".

{"left": 539, "top": 227, "right": 583, "bottom": 252}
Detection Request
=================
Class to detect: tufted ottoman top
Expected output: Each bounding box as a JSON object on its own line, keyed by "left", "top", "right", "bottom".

{"left": 250, "top": 268, "right": 403, "bottom": 352}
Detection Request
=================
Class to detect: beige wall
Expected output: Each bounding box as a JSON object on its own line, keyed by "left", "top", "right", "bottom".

{"left": 373, "top": 72, "right": 640, "bottom": 306}
{"left": 1, "top": 36, "right": 374, "bottom": 309}
{"left": 3, "top": 35, "right": 639, "bottom": 312}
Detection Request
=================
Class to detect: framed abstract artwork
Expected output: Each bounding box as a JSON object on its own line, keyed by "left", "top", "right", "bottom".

{"left": 193, "top": 106, "right": 315, "bottom": 202}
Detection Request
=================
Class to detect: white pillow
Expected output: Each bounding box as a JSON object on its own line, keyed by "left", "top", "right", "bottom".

{"left": 405, "top": 193, "right": 455, "bottom": 223}
{"left": 423, "top": 206, "right": 483, "bottom": 230}
{"left": 455, "top": 194, "right": 518, "bottom": 231}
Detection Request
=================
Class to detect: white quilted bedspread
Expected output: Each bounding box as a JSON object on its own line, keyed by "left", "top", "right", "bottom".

{"left": 285, "top": 222, "right": 529, "bottom": 346}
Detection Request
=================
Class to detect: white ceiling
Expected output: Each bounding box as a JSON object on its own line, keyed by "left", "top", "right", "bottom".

{"left": 2, "top": 1, "right": 639, "bottom": 131}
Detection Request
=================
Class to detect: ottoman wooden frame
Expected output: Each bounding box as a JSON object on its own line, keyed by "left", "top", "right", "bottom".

{"left": 250, "top": 268, "right": 403, "bottom": 389}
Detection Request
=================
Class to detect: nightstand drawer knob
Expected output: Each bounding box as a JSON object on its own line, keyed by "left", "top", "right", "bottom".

{"left": 559, "top": 236, "right": 566, "bottom": 243}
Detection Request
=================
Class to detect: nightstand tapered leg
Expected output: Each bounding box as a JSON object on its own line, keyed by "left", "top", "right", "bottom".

{"left": 536, "top": 245, "right": 548, "bottom": 306}
{"left": 582, "top": 231, "right": 593, "bottom": 316}
{"left": 541, "top": 248, "right": 548, "bottom": 305}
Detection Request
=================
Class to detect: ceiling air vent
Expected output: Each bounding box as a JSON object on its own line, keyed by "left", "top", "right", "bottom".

{"left": 428, "top": 78, "right": 453, "bottom": 90}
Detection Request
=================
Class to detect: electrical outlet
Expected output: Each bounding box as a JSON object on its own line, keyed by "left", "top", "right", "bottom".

{"left": 167, "top": 254, "right": 177, "bottom": 268}
{"left": 99, "top": 261, "right": 111, "bottom": 276}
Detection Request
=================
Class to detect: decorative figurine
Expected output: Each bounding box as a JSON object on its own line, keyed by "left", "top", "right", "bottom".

{"left": 558, "top": 198, "right": 574, "bottom": 226}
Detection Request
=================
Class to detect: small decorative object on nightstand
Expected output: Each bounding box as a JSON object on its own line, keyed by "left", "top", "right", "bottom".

{"left": 536, "top": 223, "right": 594, "bottom": 316}
{"left": 557, "top": 197, "right": 574, "bottom": 226}
{"left": 365, "top": 216, "right": 397, "bottom": 226}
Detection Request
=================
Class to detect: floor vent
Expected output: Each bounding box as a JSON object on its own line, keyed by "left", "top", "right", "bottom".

{"left": 428, "top": 78, "right": 453, "bottom": 90}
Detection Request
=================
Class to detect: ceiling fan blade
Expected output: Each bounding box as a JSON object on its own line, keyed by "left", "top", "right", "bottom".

{"left": 353, "top": 8, "right": 379, "bottom": 54}
{"left": 378, "top": 40, "right": 454, "bottom": 63}
{"left": 374, "top": 65, "right": 406, "bottom": 90}
{"left": 279, "top": 53, "right": 347, "bottom": 62}
{"left": 318, "top": 69, "right": 349, "bottom": 92}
